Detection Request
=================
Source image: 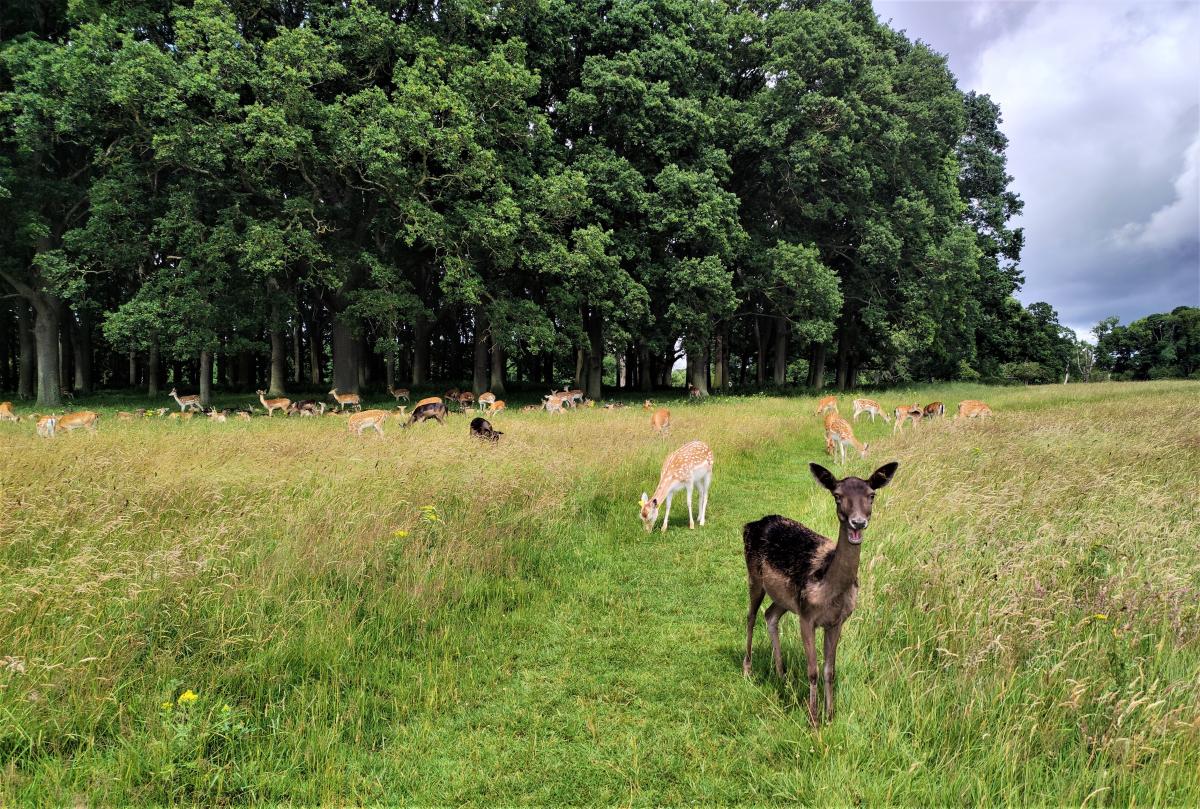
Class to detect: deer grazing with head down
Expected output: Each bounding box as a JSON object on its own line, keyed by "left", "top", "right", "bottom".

{"left": 923, "top": 401, "right": 945, "bottom": 419}
{"left": 851, "top": 398, "right": 889, "bottom": 423}
{"left": 258, "top": 390, "right": 291, "bottom": 417}
{"left": 650, "top": 407, "right": 671, "bottom": 436}
{"left": 405, "top": 400, "right": 448, "bottom": 427}
{"left": 486, "top": 399, "right": 506, "bottom": 415}
{"left": 169, "top": 387, "right": 202, "bottom": 412}
{"left": 470, "top": 416, "right": 503, "bottom": 442}
{"left": 0, "top": 401, "right": 19, "bottom": 422}
{"left": 477, "top": 392, "right": 497, "bottom": 411}
{"left": 825, "top": 415, "right": 868, "bottom": 464}
{"left": 348, "top": 409, "right": 388, "bottom": 437}
{"left": 742, "top": 461, "right": 899, "bottom": 725}
{"left": 638, "top": 440, "right": 713, "bottom": 533}
{"left": 892, "top": 404, "right": 922, "bottom": 434}
{"left": 57, "top": 411, "right": 99, "bottom": 434}
{"left": 957, "top": 400, "right": 992, "bottom": 419}
{"left": 815, "top": 395, "right": 838, "bottom": 416}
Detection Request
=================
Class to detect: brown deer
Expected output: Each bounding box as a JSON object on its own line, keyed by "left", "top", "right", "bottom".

{"left": 389, "top": 386, "right": 411, "bottom": 403}
{"left": 815, "top": 395, "right": 838, "bottom": 416}
{"left": 456, "top": 391, "right": 476, "bottom": 411}
{"left": 851, "top": 398, "right": 889, "bottom": 423}
{"left": 957, "top": 400, "right": 992, "bottom": 419}
{"left": 487, "top": 399, "right": 506, "bottom": 415}
{"left": 405, "top": 400, "right": 448, "bottom": 427}
{"left": 688, "top": 383, "right": 704, "bottom": 400}
{"left": 477, "top": 392, "right": 497, "bottom": 411}
{"left": 892, "top": 404, "right": 922, "bottom": 434}
{"left": 348, "top": 409, "right": 388, "bottom": 437}
{"left": 643, "top": 399, "right": 655, "bottom": 410}
{"left": 650, "top": 407, "right": 671, "bottom": 436}
{"left": 923, "top": 401, "right": 945, "bottom": 419}
{"left": 328, "top": 388, "right": 362, "bottom": 412}
{"left": 742, "top": 461, "right": 899, "bottom": 724}
{"left": 469, "top": 416, "right": 503, "bottom": 442}
{"left": 639, "top": 441, "right": 714, "bottom": 533}
{"left": 169, "top": 387, "right": 202, "bottom": 412}
{"left": 57, "top": 411, "right": 99, "bottom": 434}
{"left": 0, "top": 402, "right": 20, "bottom": 422}
{"left": 258, "top": 390, "right": 291, "bottom": 417}
{"left": 825, "top": 415, "right": 868, "bottom": 463}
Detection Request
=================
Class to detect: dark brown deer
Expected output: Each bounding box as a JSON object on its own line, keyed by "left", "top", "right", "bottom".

{"left": 742, "top": 460, "right": 899, "bottom": 724}
{"left": 404, "top": 401, "right": 447, "bottom": 427}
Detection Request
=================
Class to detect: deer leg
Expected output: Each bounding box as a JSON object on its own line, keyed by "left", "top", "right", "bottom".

{"left": 660, "top": 492, "right": 673, "bottom": 533}
{"left": 744, "top": 577, "right": 765, "bottom": 677}
{"left": 764, "top": 602, "right": 787, "bottom": 677}
{"left": 686, "top": 481, "right": 695, "bottom": 529}
{"left": 698, "top": 473, "right": 710, "bottom": 526}
{"left": 822, "top": 623, "right": 842, "bottom": 722}
{"left": 799, "top": 619, "right": 820, "bottom": 725}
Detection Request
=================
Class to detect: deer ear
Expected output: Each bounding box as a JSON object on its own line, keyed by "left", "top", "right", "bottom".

{"left": 809, "top": 463, "right": 838, "bottom": 492}
{"left": 639, "top": 492, "right": 649, "bottom": 505}
{"left": 868, "top": 461, "right": 899, "bottom": 490}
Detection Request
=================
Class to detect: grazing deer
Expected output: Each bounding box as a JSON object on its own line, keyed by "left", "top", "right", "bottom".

{"left": 643, "top": 399, "right": 655, "bottom": 410}
{"left": 348, "top": 409, "right": 388, "bottom": 437}
{"left": 444, "top": 387, "right": 461, "bottom": 401}
{"left": 328, "top": 388, "right": 361, "bottom": 412}
{"left": 59, "top": 387, "right": 75, "bottom": 402}
{"left": 688, "top": 384, "right": 703, "bottom": 400}
{"left": 455, "top": 391, "right": 475, "bottom": 411}
{"left": 477, "top": 392, "right": 497, "bottom": 411}
{"left": 520, "top": 404, "right": 540, "bottom": 412}
{"left": 237, "top": 410, "right": 252, "bottom": 421}
{"left": 892, "top": 404, "right": 922, "bottom": 434}
{"left": 560, "top": 388, "right": 584, "bottom": 408}
{"left": 117, "top": 411, "right": 136, "bottom": 422}
{"left": 169, "top": 387, "right": 202, "bottom": 412}
{"left": 470, "top": 416, "right": 503, "bottom": 442}
{"left": 825, "top": 415, "right": 868, "bottom": 463}
{"left": 36, "top": 415, "right": 56, "bottom": 438}
{"left": 650, "top": 407, "right": 671, "bottom": 435}
{"left": 0, "top": 402, "right": 19, "bottom": 422}
{"left": 742, "top": 461, "right": 899, "bottom": 724}
{"left": 923, "top": 401, "right": 945, "bottom": 419}
{"left": 957, "top": 400, "right": 992, "bottom": 419}
{"left": 823, "top": 411, "right": 839, "bottom": 456}
{"left": 851, "top": 398, "right": 889, "bottom": 423}
{"left": 405, "top": 400, "right": 448, "bottom": 427}
{"left": 815, "top": 395, "right": 838, "bottom": 416}
{"left": 151, "top": 407, "right": 169, "bottom": 418}
{"left": 57, "top": 410, "right": 99, "bottom": 434}
{"left": 603, "top": 402, "right": 627, "bottom": 410}
{"left": 543, "top": 394, "right": 565, "bottom": 414}
{"left": 258, "top": 390, "right": 291, "bottom": 417}
{"left": 390, "top": 386, "right": 410, "bottom": 403}
{"left": 207, "top": 409, "right": 228, "bottom": 423}
{"left": 639, "top": 440, "right": 714, "bottom": 533}
{"left": 487, "top": 399, "right": 506, "bottom": 414}
{"left": 413, "top": 395, "right": 442, "bottom": 410}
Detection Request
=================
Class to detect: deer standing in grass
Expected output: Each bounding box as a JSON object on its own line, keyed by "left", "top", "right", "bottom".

{"left": 390, "top": 386, "right": 410, "bottom": 403}
{"left": 643, "top": 400, "right": 655, "bottom": 410}
{"left": 892, "top": 404, "right": 922, "bottom": 434}
{"left": 169, "top": 387, "right": 202, "bottom": 412}
{"left": 0, "top": 402, "right": 19, "bottom": 422}
{"left": 258, "top": 390, "right": 291, "bottom": 417}
{"left": 57, "top": 411, "right": 99, "bottom": 434}
{"left": 36, "top": 415, "right": 56, "bottom": 438}
{"left": 405, "top": 400, "right": 448, "bottom": 427}
{"left": 825, "top": 415, "right": 868, "bottom": 463}
{"left": 348, "top": 409, "right": 388, "bottom": 437}
{"left": 957, "top": 400, "right": 992, "bottom": 419}
{"left": 742, "top": 461, "right": 898, "bottom": 725}
{"left": 851, "top": 398, "right": 889, "bottom": 423}
{"left": 650, "top": 407, "right": 671, "bottom": 436}
{"left": 544, "top": 394, "right": 565, "bottom": 414}
{"left": 328, "top": 388, "right": 361, "bottom": 412}
{"left": 815, "top": 395, "right": 838, "bottom": 416}
{"left": 639, "top": 440, "right": 713, "bottom": 533}
{"left": 477, "top": 392, "right": 497, "bottom": 411}
{"left": 487, "top": 400, "right": 506, "bottom": 415}
{"left": 823, "top": 411, "right": 840, "bottom": 456}
{"left": 923, "top": 401, "right": 945, "bottom": 419}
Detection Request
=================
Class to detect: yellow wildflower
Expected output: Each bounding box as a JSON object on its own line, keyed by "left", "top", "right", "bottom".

{"left": 161, "top": 701, "right": 173, "bottom": 710}
{"left": 177, "top": 690, "right": 199, "bottom": 706}
{"left": 221, "top": 704, "right": 232, "bottom": 713}
{"left": 393, "top": 529, "right": 409, "bottom": 538}
{"left": 1093, "top": 613, "right": 1108, "bottom": 620}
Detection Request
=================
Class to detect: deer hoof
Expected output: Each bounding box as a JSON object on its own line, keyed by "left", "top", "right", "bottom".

{"left": 743, "top": 660, "right": 752, "bottom": 678}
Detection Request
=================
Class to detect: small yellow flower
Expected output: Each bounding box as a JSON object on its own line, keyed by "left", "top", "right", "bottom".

{"left": 393, "top": 529, "right": 409, "bottom": 538}
{"left": 177, "top": 689, "right": 199, "bottom": 706}
{"left": 161, "top": 701, "right": 173, "bottom": 710}
{"left": 221, "top": 704, "right": 232, "bottom": 713}
{"left": 1093, "top": 613, "right": 1108, "bottom": 620}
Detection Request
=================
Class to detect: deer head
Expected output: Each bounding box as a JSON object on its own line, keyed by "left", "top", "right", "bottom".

{"left": 639, "top": 492, "right": 658, "bottom": 533}
{"left": 809, "top": 461, "right": 898, "bottom": 544}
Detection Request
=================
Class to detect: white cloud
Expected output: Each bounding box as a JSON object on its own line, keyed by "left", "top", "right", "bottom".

{"left": 1112, "top": 135, "right": 1199, "bottom": 249}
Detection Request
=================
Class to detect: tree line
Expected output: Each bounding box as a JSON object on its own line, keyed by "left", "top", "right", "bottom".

{"left": 2, "top": 0, "right": 1080, "bottom": 408}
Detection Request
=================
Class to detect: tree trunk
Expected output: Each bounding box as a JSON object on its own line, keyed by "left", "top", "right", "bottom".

{"left": 489, "top": 335, "right": 506, "bottom": 396}
{"left": 128, "top": 350, "right": 138, "bottom": 388}
{"left": 268, "top": 301, "right": 287, "bottom": 396}
{"left": 385, "top": 331, "right": 397, "bottom": 392}
{"left": 412, "top": 315, "right": 430, "bottom": 385}
{"left": 755, "top": 315, "right": 769, "bottom": 387}
{"left": 470, "top": 306, "right": 488, "bottom": 395}
{"left": 836, "top": 317, "right": 855, "bottom": 391}
{"left": 688, "top": 340, "right": 709, "bottom": 396}
{"left": 574, "top": 347, "right": 584, "bottom": 388}
{"left": 17, "top": 300, "right": 35, "bottom": 400}
{"left": 33, "top": 300, "right": 63, "bottom": 407}
{"left": 292, "top": 321, "right": 302, "bottom": 384}
{"left": 331, "top": 317, "right": 358, "bottom": 393}
{"left": 639, "top": 344, "right": 652, "bottom": 392}
{"left": 807, "top": 342, "right": 826, "bottom": 390}
{"left": 73, "top": 308, "right": 93, "bottom": 394}
{"left": 586, "top": 309, "right": 603, "bottom": 400}
{"left": 357, "top": 333, "right": 370, "bottom": 389}
{"left": 772, "top": 316, "right": 788, "bottom": 386}
{"left": 147, "top": 342, "right": 160, "bottom": 396}
{"left": 308, "top": 311, "right": 323, "bottom": 385}
{"left": 59, "top": 313, "right": 73, "bottom": 394}
{"left": 199, "top": 350, "right": 212, "bottom": 407}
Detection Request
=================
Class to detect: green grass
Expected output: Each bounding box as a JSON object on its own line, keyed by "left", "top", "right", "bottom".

{"left": 1, "top": 382, "right": 1198, "bottom": 804}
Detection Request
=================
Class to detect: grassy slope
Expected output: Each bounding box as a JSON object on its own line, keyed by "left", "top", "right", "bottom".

{"left": 1, "top": 382, "right": 1197, "bottom": 804}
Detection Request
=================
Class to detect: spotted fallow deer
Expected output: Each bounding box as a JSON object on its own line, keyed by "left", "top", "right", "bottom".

{"left": 638, "top": 440, "right": 714, "bottom": 533}
{"left": 815, "top": 395, "right": 838, "bottom": 416}
{"left": 57, "top": 410, "right": 99, "bottom": 434}
{"left": 851, "top": 398, "right": 889, "bottom": 423}
{"left": 348, "top": 409, "right": 388, "bottom": 437}
{"left": 825, "top": 415, "right": 868, "bottom": 464}
{"left": 957, "top": 400, "right": 992, "bottom": 419}
{"left": 823, "top": 411, "right": 840, "bottom": 456}
{"left": 892, "top": 404, "right": 922, "bottom": 434}
{"left": 477, "top": 392, "right": 497, "bottom": 411}
{"left": 36, "top": 414, "right": 57, "bottom": 438}
{"left": 389, "top": 386, "right": 410, "bottom": 403}
{"left": 650, "top": 407, "right": 671, "bottom": 436}
{"left": 328, "top": 388, "right": 362, "bottom": 412}
{"left": 257, "top": 390, "right": 291, "bottom": 417}
{"left": 742, "top": 461, "right": 899, "bottom": 725}
{"left": 169, "top": 387, "right": 202, "bottom": 412}
{"left": 486, "top": 399, "right": 506, "bottom": 415}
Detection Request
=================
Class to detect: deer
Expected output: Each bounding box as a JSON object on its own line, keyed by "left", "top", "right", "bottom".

{"left": 477, "top": 392, "right": 497, "bottom": 411}
{"left": 688, "top": 383, "right": 704, "bottom": 400}
{"left": 36, "top": 414, "right": 56, "bottom": 438}
{"left": 560, "top": 388, "right": 584, "bottom": 408}
{"left": 169, "top": 387, "right": 202, "bottom": 412}
{"left": 543, "top": 394, "right": 565, "bottom": 414}
{"left": 892, "top": 404, "right": 922, "bottom": 434}
{"left": 57, "top": 410, "right": 99, "bottom": 434}
{"left": 237, "top": 410, "right": 252, "bottom": 422}
{"left": 328, "top": 388, "right": 361, "bottom": 412}
{"left": 851, "top": 398, "right": 889, "bottom": 423}
{"left": 470, "top": 416, "right": 503, "bottom": 442}
{"left": 404, "top": 400, "right": 448, "bottom": 427}
{"left": 413, "top": 395, "right": 442, "bottom": 410}
{"left": 638, "top": 440, "right": 714, "bottom": 533}
{"left": 825, "top": 415, "right": 868, "bottom": 464}
{"left": 650, "top": 407, "right": 671, "bottom": 436}
{"left": 116, "top": 411, "right": 136, "bottom": 422}
{"left": 455, "top": 391, "right": 475, "bottom": 411}
{"left": 444, "top": 387, "right": 461, "bottom": 401}
{"left": 389, "top": 386, "right": 410, "bottom": 403}
{"left": 742, "top": 461, "right": 899, "bottom": 725}
{"left": 348, "top": 409, "right": 388, "bottom": 437}
{"left": 207, "top": 409, "right": 228, "bottom": 423}
{"left": 823, "top": 411, "right": 840, "bottom": 456}
{"left": 923, "top": 401, "right": 945, "bottom": 419}
{"left": 487, "top": 399, "right": 506, "bottom": 415}
{"left": 815, "top": 395, "right": 838, "bottom": 416}
{"left": 643, "top": 400, "right": 655, "bottom": 410}
{"left": 520, "top": 404, "right": 540, "bottom": 412}
{"left": 957, "top": 400, "right": 992, "bottom": 419}
{"left": 0, "top": 402, "right": 19, "bottom": 422}
{"left": 258, "top": 390, "right": 291, "bottom": 417}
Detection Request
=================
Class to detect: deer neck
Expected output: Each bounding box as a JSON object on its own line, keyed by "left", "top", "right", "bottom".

{"left": 824, "top": 523, "right": 862, "bottom": 591}
{"left": 652, "top": 472, "right": 684, "bottom": 503}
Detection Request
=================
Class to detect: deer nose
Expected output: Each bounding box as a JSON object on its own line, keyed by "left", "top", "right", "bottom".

{"left": 849, "top": 517, "right": 868, "bottom": 530}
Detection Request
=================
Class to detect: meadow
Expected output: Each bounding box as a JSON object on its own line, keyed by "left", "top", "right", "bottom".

{"left": 1, "top": 381, "right": 1197, "bottom": 805}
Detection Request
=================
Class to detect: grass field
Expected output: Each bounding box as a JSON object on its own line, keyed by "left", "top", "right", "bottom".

{"left": 1, "top": 381, "right": 1198, "bottom": 804}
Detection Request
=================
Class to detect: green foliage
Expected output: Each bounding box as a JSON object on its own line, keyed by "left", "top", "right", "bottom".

{"left": 1094, "top": 307, "right": 1200, "bottom": 380}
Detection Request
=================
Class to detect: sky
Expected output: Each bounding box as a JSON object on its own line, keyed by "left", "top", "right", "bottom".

{"left": 872, "top": 0, "right": 1200, "bottom": 340}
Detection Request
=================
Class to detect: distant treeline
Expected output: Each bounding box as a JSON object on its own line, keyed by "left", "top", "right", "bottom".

{"left": 1091, "top": 307, "right": 1200, "bottom": 382}
{"left": 2, "top": 0, "right": 1084, "bottom": 406}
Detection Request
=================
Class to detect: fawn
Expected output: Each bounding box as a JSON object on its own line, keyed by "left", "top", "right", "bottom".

{"left": 639, "top": 441, "right": 713, "bottom": 533}
{"left": 814, "top": 395, "right": 838, "bottom": 416}
{"left": 825, "top": 415, "right": 868, "bottom": 463}
{"left": 851, "top": 398, "right": 889, "bottom": 423}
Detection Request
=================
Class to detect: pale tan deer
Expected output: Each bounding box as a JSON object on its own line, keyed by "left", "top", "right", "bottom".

{"left": 258, "top": 390, "right": 291, "bottom": 417}
{"left": 0, "top": 402, "right": 19, "bottom": 422}
{"left": 743, "top": 461, "right": 899, "bottom": 724}
{"left": 558, "top": 388, "right": 584, "bottom": 408}
{"left": 487, "top": 399, "right": 506, "bottom": 415}
{"left": 639, "top": 440, "right": 714, "bottom": 533}
{"left": 413, "top": 395, "right": 442, "bottom": 410}
{"left": 823, "top": 411, "right": 839, "bottom": 456}
{"left": 957, "top": 400, "right": 992, "bottom": 419}
{"left": 348, "top": 409, "right": 388, "bottom": 437}
{"left": 57, "top": 410, "right": 99, "bottom": 434}
{"left": 117, "top": 411, "right": 137, "bottom": 421}
{"left": 328, "top": 388, "right": 361, "bottom": 412}
{"left": 650, "top": 407, "right": 671, "bottom": 436}
{"left": 851, "top": 398, "right": 889, "bottom": 423}
{"left": 543, "top": 394, "right": 565, "bottom": 414}
{"left": 825, "top": 415, "right": 868, "bottom": 463}
{"left": 389, "top": 386, "right": 410, "bottom": 403}
{"left": 237, "top": 410, "right": 252, "bottom": 422}
{"left": 643, "top": 399, "right": 655, "bottom": 410}
{"left": 892, "top": 404, "right": 922, "bottom": 434}
{"left": 36, "top": 414, "right": 56, "bottom": 438}
{"left": 477, "top": 392, "right": 497, "bottom": 411}
{"left": 169, "top": 387, "right": 201, "bottom": 412}
{"left": 815, "top": 395, "right": 838, "bottom": 416}
{"left": 207, "top": 409, "right": 228, "bottom": 423}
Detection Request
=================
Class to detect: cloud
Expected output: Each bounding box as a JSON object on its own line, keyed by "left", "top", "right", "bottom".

{"left": 874, "top": 1, "right": 1200, "bottom": 333}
